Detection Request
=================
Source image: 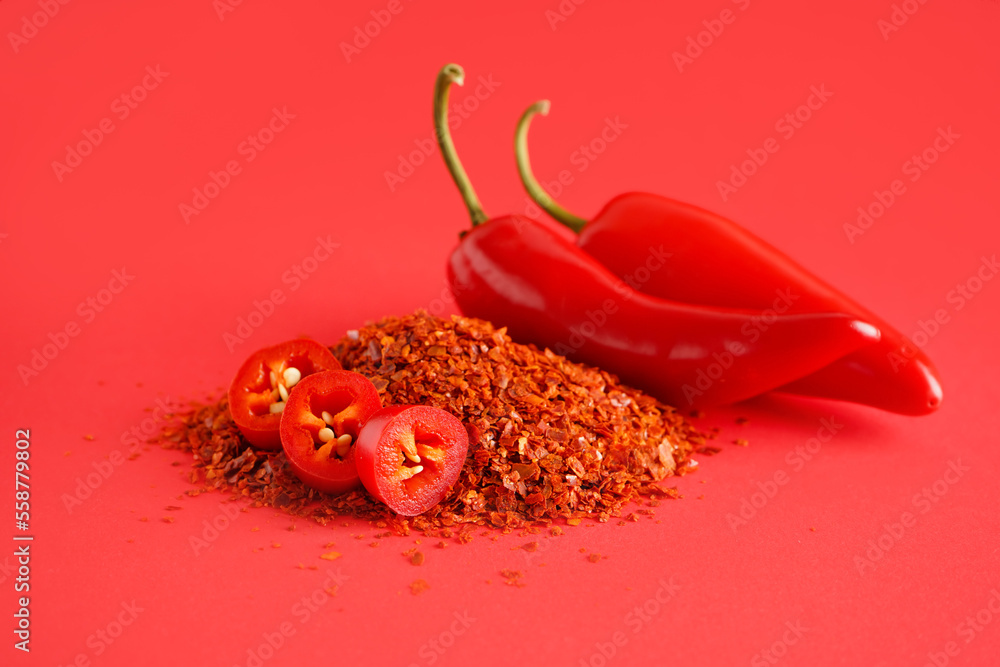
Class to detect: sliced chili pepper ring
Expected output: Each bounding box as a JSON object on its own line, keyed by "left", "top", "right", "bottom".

{"left": 228, "top": 339, "right": 342, "bottom": 450}
{"left": 355, "top": 406, "right": 469, "bottom": 516}
{"left": 280, "top": 370, "right": 382, "bottom": 494}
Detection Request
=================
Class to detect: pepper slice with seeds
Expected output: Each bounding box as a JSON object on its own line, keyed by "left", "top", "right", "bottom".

{"left": 354, "top": 405, "right": 469, "bottom": 516}
{"left": 280, "top": 370, "right": 381, "bottom": 494}
{"left": 228, "top": 339, "right": 342, "bottom": 450}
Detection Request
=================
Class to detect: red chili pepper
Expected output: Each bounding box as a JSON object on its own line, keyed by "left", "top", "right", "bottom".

{"left": 354, "top": 405, "right": 469, "bottom": 516}
{"left": 279, "top": 370, "right": 381, "bottom": 494}
{"left": 433, "top": 65, "right": 881, "bottom": 409}
{"left": 514, "top": 102, "right": 943, "bottom": 415}
{"left": 228, "top": 339, "right": 342, "bottom": 449}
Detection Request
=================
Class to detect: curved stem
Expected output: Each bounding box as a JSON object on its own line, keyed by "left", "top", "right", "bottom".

{"left": 434, "top": 64, "right": 488, "bottom": 227}
{"left": 514, "top": 100, "right": 588, "bottom": 233}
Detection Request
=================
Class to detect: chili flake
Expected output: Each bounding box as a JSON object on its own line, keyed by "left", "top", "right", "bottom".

{"left": 500, "top": 569, "right": 525, "bottom": 588}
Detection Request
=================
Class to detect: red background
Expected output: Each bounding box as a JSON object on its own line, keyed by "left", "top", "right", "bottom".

{"left": 2, "top": 1, "right": 999, "bottom": 665}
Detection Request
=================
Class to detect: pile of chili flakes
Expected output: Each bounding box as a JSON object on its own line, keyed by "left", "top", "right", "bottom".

{"left": 158, "top": 311, "right": 705, "bottom": 536}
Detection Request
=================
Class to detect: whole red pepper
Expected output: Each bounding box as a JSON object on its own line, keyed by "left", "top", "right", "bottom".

{"left": 433, "top": 65, "right": 881, "bottom": 409}
{"left": 514, "top": 101, "right": 943, "bottom": 415}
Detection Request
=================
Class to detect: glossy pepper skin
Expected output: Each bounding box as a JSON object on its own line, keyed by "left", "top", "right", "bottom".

{"left": 279, "top": 370, "right": 381, "bottom": 494}
{"left": 228, "top": 339, "right": 342, "bottom": 450}
{"left": 448, "top": 213, "right": 881, "bottom": 408}
{"left": 576, "top": 194, "right": 942, "bottom": 414}
{"left": 433, "top": 64, "right": 881, "bottom": 409}
{"left": 515, "top": 103, "right": 943, "bottom": 415}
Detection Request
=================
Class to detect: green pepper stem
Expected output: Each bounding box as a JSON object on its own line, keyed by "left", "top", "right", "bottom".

{"left": 434, "top": 64, "right": 488, "bottom": 227}
{"left": 514, "top": 101, "right": 588, "bottom": 233}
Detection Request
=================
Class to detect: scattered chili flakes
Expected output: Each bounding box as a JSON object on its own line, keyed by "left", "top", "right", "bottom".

{"left": 735, "top": 417, "right": 750, "bottom": 425}
{"left": 325, "top": 586, "right": 339, "bottom": 597}
{"left": 410, "top": 551, "right": 425, "bottom": 566}
{"left": 320, "top": 552, "right": 342, "bottom": 561}
{"left": 587, "top": 553, "right": 602, "bottom": 563}
{"left": 696, "top": 446, "right": 722, "bottom": 456}
{"left": 139, "top": 517, "right": 148, "bottom": 522}
{"left": 165, "top": 505, "right": 183, "bottom": 511}
{"left": 64, "top": 451, "right": 72, "bottom": 457}
{"left": 410, "top": 579, "right": 430, "bottom": 595}
{"left": 500, "top": 569, "right": 525, "bottom": 588}
{"left": 161, "top": 517, "right": 175, "bottom": 524}
{"left": 155, "top": 311, "right": 706, "bottom": 535}
{"left": 520, "top": 542, "right": 539, "bottom": 552}
{"left": 83, "top": 434, "right": 95, "bottom": 441}
{"left": 734, "top": 438, "right": 749, "bottom": 447}
{"left": 251, "top": 527, "right": 260, "bottom": 532}
{"left": 271, "top": 542, "right": 282, "bottom": 548}
{"left": 550, "top": 526, "right": 563, "bottom": 536}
